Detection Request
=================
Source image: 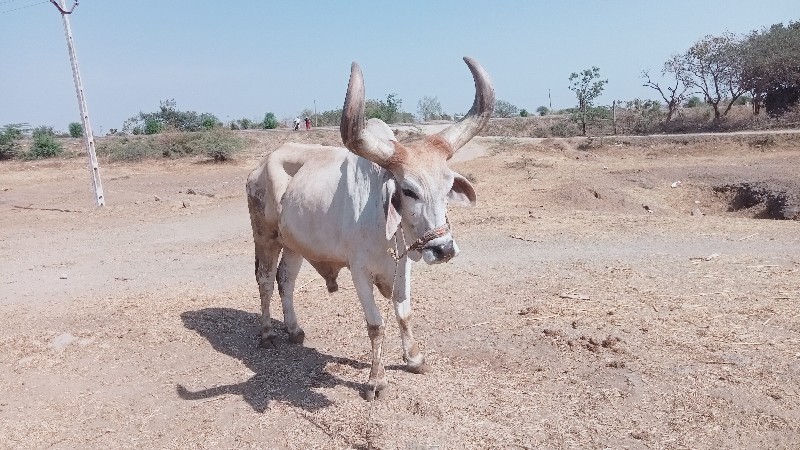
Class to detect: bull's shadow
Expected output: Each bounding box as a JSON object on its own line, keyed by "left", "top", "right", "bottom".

{"left": 178, "top": 308, "right": 368, "bottom": 412}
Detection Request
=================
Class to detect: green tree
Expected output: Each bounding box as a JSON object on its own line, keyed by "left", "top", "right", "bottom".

{"left": 672, "top": 33, "right": 746, "bottom": 121}
{"left": 68, "top": 122, "right": 84, "bottom": 138}
{"left": 123, "top": 99, "right": 219, "bottom": 133}
{"left": 535, "top": 106, "right": 549, "bottom": 116}
{"left": 568, "top": 66, "right": 608, "bottom": 135}
{"left": 366, "top": 93, "right": 404, "bottom": 124}
{"left": 740, "top": 21, "right": 800, "bottom": 115}
{"left": 493, "top": 99, "right": 519, "bottom": 118}
{"left": 417, "top": 96, "right": 444, "bottom": 121}
{"left": 317, "top": 108, "right": 342, "bottom": 127}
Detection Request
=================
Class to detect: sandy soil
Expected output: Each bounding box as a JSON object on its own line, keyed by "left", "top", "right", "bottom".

{"left": 1, "top": 129, "right": 799, "bottom": 449}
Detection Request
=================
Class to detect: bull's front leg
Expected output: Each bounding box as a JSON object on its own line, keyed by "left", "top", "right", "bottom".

{"left": 351, "top": 268, "right": 388, "bottom": 401}
{"left": 392, "top": 256, "right": 430, "bottom": 374}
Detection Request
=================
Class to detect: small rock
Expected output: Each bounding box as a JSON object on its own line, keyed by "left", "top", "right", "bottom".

{"left": 59, "top": 274, "right": 67, "bottom": 280}
{"left": 671, "top": 181, "right": 682, "bottom": 188}
{"left": 182, "top": 201, "right": 190, "bottom": 208}
{"left": 154, "top": 195, "right": 161, "bottom": 201}
{"left": 643, "top": 205, "right": 652, "bottom": 213}
{"left": 187, "top": 188, "right": 197, "bottom": 195}
{"left": 51, "top": 333, "right": 77, "bottom": 349}
{"left": 692, "top": 208, "right": 704, "bottom": 216}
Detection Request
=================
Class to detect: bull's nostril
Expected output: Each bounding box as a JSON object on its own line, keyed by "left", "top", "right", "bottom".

{"left": 428, "top": 241, "right": 456, "bottom": 261}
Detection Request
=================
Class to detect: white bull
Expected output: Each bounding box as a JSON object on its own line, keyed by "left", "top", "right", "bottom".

{"left": 246, "top": 57, "right": 494, "bottom": 400}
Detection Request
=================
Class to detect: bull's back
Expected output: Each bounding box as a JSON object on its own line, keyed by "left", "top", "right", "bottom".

{"left": 247, "top": 143, "right": 347, "bottom": 230}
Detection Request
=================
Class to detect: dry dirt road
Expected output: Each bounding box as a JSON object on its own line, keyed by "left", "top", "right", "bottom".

{"left": 1, "top": 130, "right": 799, "bottom": 449}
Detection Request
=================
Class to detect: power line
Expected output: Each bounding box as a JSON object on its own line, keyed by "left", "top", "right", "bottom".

{"left": 0, "top": 0, "right": 24, "bottom": 5}
{"left": 0, "top": 1, "right": 47, "bottom": 14}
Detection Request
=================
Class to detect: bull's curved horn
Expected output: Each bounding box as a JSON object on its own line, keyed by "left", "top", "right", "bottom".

{"left": 340, "top": 62, "right": 396, "bottom": 166}
{"left": 436, "top": 57, "right": 495, "bottom": 159}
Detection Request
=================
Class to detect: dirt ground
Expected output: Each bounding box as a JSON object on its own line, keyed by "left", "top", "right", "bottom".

{"left": 1, "top": 129, "right": 799, "bottom": 449}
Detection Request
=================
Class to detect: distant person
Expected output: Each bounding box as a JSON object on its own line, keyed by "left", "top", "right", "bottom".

{"left": 293, "top": 117, "right": 300, "bottom": 131}
{"left": 304, "top": 117, "right": 311, "bottom": 130}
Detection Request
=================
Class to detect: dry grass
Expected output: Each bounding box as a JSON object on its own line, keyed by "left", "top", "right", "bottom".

{"left": 0, "top": 131, "right": 799, "bottom": 448}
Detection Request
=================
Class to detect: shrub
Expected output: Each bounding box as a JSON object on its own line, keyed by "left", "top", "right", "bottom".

{"left": 28, "top": 134, "right": 63, "bottom": 159}
{"left": 68, "top": 122, "right": 83, "bottom": 138}
{"left": 494, "top": 99, "right": 519, "bottom": 118}
{"left": 262, "top": 112, "right": 278, "bottom": 129}
{"left": 199, "top": 113, "right": 220, "bottom": 130}
{"left": 237, "top": 118, "right": 253, "bottom": 130}
{"left": 157, "top": 132, "right": 197, "bottom": 157}
{"left": 97, "top": 130, "right": 245, "bottom": 162}
{"left": 0, "top": 124, "right": 24, "bottom": 159}
{"left": 190, "top": 129, "right": 245, "bottom": 161}
{"left": 519, "top": 109, "right": 529, "bottom": 117}
{"left": 97, "top": 136, "right": 161, "bottom": 161}
{"left": 31, "top": 125, "right": 56, "bottom": 139}
{"left": 685, "top": 96, "right": 702, "bottom": 108}
{"left": 536, "top": 106, "right": 549, "bottom": 116}
{"left": 144, "top": 117, "right": 164, "bottom": 135}
{"left": 549, "top": 120, "right": 579, "bottom": 137}
{"left": 734, "top": 95, "right": 752, "bottom": 106}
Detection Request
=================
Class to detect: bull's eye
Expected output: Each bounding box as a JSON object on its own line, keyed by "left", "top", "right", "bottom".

{"left": 401, "top": 188, "right": 419, "bottom": 200}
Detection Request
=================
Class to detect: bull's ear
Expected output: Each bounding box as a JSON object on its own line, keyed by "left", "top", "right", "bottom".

{"left": 366, "top": 118, "right": 397, "bottom": 143}
{"left": 448, "top": 171, "right": 476, "bottom": 206}
{"left": 384, "top": 178, "right": 402, "bottom": 240}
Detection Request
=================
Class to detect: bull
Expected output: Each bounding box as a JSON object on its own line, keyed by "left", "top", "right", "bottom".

{"left": 246, "top": 57, "right": 494, "bottom": 400}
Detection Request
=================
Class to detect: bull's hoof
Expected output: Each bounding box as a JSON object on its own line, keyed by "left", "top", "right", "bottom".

{"left": 406, "top": 361, "right": 431, "bottom": 374}
{"left": 288, "top": 329, "right": 305, "bottom": 345}
{"left": 403, "top": 354, "right": 430, "bottom": 374}
{"left": 259, "top": 336, "right": 277, "bottom": 349}
{"left": 365, "top": 379, "right": 389, "bottom": 401}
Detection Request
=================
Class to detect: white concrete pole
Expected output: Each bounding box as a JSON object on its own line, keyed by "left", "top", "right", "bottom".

{"left": 52, "top": 0, "right": 105, "bottom": 206}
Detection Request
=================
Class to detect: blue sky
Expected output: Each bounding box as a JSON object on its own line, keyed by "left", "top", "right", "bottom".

{"left": 1, "top": 1, "right": 797, "bottom": 133}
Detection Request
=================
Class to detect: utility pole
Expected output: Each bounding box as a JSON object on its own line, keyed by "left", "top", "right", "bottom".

{"left": 612, "top": 100, "right": 617, "bottom": 135}
{"left": 313, "top": 99, "right": 317, "bottom": 127}
{"left": 50, "top": 0, "right": 105, "bottom": 206}
{"left": 548, "top": 89, "right": 552, "bottom": 109}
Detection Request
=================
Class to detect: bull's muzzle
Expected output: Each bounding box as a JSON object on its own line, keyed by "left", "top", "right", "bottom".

{"left": 421, "top": 239, "right": 460, "bottom": 264}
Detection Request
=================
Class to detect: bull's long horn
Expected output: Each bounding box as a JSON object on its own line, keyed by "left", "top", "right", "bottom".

{"left": 340, "top": 62, "right": 396, "bottom": 166}
{"left": 436, "top": 57, "right": 495, "bottom": 159}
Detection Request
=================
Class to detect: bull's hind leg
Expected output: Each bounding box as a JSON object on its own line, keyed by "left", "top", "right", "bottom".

{"left": 277, "top": 248, "right": 305, "bottom": 344}
{"left": 254, "top": 241, "right": 282, "bottom": 348}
